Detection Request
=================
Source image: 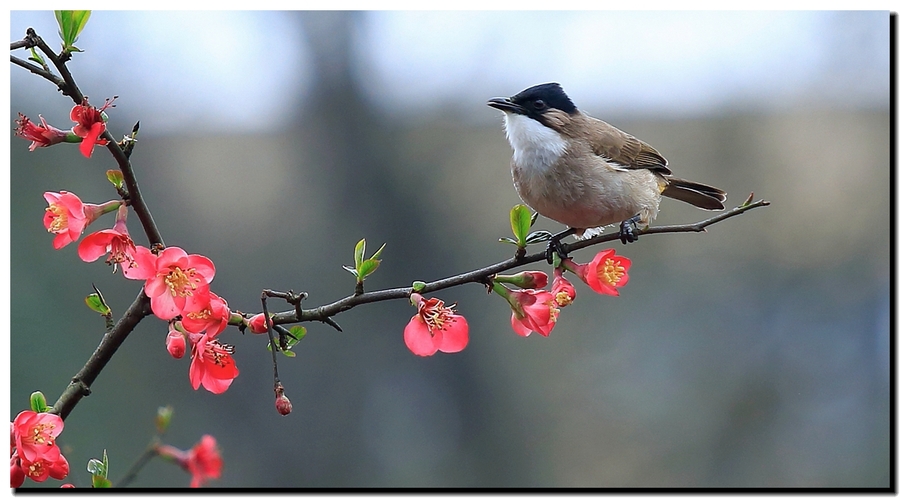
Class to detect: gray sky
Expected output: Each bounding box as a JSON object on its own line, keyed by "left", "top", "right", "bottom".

{"left": 8, "top": 10, "right": 891, "bottom": 133}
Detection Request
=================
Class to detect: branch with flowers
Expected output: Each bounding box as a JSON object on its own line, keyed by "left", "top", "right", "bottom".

{"left": 9, "top": 12, "right": 769, "bottom": 488}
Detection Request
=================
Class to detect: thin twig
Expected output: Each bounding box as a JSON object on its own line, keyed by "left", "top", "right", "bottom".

{"left": 16, "top": 29, "right": 165, "bottom": 248}
{"left": 9, "top": 54, "right": 63, "bottom": 87}
{"left": 269, "top": 199, "right": 771, "bottom": 327}
{"left": 260, "top": 291, "right": 281, "bottom": 386}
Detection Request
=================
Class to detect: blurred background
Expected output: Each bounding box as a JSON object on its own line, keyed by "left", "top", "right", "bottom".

{"left": 8, "top": 10, "right": 890, "bottom": 487}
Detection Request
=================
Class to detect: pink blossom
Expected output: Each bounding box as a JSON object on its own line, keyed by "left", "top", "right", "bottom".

{"left": 14, "top": 113, "right": 69, "bottom": 151}
{"left": 43, "top": 192, "right": 87, "bottom": 250}
{"left": 551, "top": 268, "right": 576, "bottom": 308}
{"left": 403, "top": 293, "right": 469, "bottom": 356}
{"left": 77, "top": 206, "right": 136, "bottom": 272}
{"left": 189, "top": 333, "right": 239, "bottom": 394}
{"left": 181, "top": 292, "right": 231, "bottom": 338}
{"left": 123, "top": 246, "right": 216, "bottom": 320}
{"left": 70, "top": 97, "right": 114, "bottom": 158}
{"left": 563, "top": 249, "right": 631, "bottom": 296}
{"left": 506, "top": 288, "right": 559, "bottom": 337}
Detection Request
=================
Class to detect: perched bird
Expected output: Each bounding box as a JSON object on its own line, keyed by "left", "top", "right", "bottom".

{"left": 488, "top": 82, "right": 726, "bottom": 252}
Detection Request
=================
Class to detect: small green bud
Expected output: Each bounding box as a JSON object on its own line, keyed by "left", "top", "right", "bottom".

{"left": 30, "top": 391, "right": 48, "bottom": 413}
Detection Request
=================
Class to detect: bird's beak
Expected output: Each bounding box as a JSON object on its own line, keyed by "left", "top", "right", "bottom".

{"left": 487, "top": 97, "right": 525, "bottom": 114}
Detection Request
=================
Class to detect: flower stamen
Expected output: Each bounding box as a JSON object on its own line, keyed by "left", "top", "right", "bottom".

{"left": 166, "top": 267, "right": 199, "bottom": 297}
{"left": 45, "top": 205, "right": 67, "bottom": 233}
{"left": 600, "top": 259, "right": 626, "bottom": 286}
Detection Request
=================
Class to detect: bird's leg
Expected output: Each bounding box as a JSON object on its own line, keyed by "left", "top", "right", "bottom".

{"left": 545, "top": 227, "right": 577, "bottom": 264}
{"left": 618, "top": 214, "right": 642, "bottom": 244}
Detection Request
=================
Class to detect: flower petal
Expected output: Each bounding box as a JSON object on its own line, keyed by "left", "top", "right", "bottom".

{"left": 77, "top": 230, "right": 115, "bottom": 262}
{"left": 510, "top": 314, "right": 533, "bottom": 337}
{"left": 122, "top": 246, "right": 157, "bottom": 281}
{"left": 150, "top": 291, "right": 181, "bottom": 320}
{"left": 403, "top": 316, "right": 440, "bottom": 356}
{"left": 438, "top": 316, "right": 469, "bottom": 353}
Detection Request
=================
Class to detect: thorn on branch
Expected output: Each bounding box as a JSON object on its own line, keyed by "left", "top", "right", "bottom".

{"left": 272, "top": 324, "right": 297, "bottom": 351}
{"left": 321, "top": 316, "right": 343, "bottom": 333}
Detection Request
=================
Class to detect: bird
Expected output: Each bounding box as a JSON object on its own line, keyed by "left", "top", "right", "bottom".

{"left": 487, "top": 82, "right": 726, "bottom": 256}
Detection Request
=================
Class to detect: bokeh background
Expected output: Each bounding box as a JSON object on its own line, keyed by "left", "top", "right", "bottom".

{"left": 8, "top": 10, "right": 890, "bottom": 487}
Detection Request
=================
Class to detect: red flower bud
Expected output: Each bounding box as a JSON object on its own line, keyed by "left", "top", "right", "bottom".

{"left": 247, "top": 313, "right": 269, "bottom": 334}
{"left": 275, "top": 394, "right": 292, "bottom": 416}
{"left": 166, "top": 328, "right": 186, "bottom": 359}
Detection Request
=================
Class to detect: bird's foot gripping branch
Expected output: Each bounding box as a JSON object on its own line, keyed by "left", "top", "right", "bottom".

{"left": 10, "top": 12, "right": 769, "bottom": 488}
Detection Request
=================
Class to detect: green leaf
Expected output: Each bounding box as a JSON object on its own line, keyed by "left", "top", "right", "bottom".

{"left": 342, "top": 265, "right": 359, "bottom": 278}
{"left": 370, "top": 243, "right": 386, "bottom": 261}
{"left": 55, "top": 11, "right": 91, "bottom": 52}
{"left": 30, "top": 391, "right": 48, "bottom": 413}
{"left": 85, "top": 293, "right": 111, "bottom": 315}
{"left": 530, "top": 210, "right": 540, "bottom": 227}
{"left": 89, "top": 450, "right": 113, "bottom": 487}
{"left": 353, "top": 238, "right": 366, "bottom": 269}
{"left": 28, "top": 47, "right": 45, "bottom": 66}
{"left": 106, "top": 170, "right": 124, "bottom": 189}
{"left": 266, "top": 326, "right": 306, "bottom": 357}
{"left": 411, "top": 281, "right": 427, "bottom": 292}
{"left": 358, "top": 258, "right": 381, "bottom": 280}
{"left": 498, "top": 236, "right": 518, "bottom": 245}
{"left": 87, "top": 449, "right": 108, "bottom": 478}
{"left": 289, "top": 325, "right": 307, "bottom": 342}
{"left": 92, "top": 476, "right": 113, "bottom": 488}
{"left": 509, "top": 204, "right": 532, "bottom": 247}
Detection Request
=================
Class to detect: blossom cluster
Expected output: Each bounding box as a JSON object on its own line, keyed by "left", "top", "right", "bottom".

{"left": 10, "top": 411, "right": 69, "bottom": 488}
{"left": 15, "top": 97, "right": 114, "bottom": 158}
{"left": 42, "top": 188, "right": 240, "bottom": 395}
{"left": 403, "top": 248, "right": 631, "bottom": 356}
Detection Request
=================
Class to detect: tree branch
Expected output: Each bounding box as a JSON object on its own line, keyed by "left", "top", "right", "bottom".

{"left": 50, "top": 292, "right": 152, "bottom": 420}
{"left": 270, "top": 198, "right": 771, "bottom": 327}
{"left": 12, "top": 28, "right": 165, "bottom": 248}
{"left": 11, "top": 29, "right": 163, "bottom": 421}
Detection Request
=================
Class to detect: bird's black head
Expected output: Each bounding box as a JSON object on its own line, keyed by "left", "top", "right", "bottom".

{"left": 487, "top": 82, "right": 577, "bottom": 123}
{"left": 512, "top": 83, "right": 577, "bottom": 115}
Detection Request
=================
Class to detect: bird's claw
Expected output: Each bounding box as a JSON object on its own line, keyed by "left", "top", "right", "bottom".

{"left": 545, "top": 238, "right": 569, "bottom": 264}
{"left": 545, "top": 227, "right": 576, "bottom": 264}
{"left": 619, "top": 215, "right": 641, "bottom": 244}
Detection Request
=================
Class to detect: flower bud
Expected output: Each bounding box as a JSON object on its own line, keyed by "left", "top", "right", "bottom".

{"left": 166, "top": 329, "right": 186, "bottom": 359}
{"left": 247, "top": 313, "right": 269, "bottom": 334}
{"left": 520, "top": 271, "right": 549, "bottom": 289}
{"left": 275, "top": 394, "right": 292, "bottom": 416}
{"left": 493, "top": 271, "right": 549, "bottom": 289}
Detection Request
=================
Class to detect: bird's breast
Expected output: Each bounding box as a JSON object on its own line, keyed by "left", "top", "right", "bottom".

{"left": 511, "top": 147, "right": 662, "bottom": 230}
{"left": 503, "top": 113, "right": 568, "bottom": 176}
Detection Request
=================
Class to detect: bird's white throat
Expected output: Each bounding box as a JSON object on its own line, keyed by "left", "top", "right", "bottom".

{"left": 503, "top": 113, "right": 567, "bottom": 174}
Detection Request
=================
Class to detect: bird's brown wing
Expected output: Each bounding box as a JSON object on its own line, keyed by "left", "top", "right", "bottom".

{"left": 584, "top": 117, "right": 672, "bottom": 175}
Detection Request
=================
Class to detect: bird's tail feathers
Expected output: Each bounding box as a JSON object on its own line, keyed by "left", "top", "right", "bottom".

{"left": 662, "top": 178, "right": 726, "bottom": 210}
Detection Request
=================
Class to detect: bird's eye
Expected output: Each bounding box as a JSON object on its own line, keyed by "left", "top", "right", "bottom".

{"left": 533, "top": 100, "right": 546, "bottom": 110}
